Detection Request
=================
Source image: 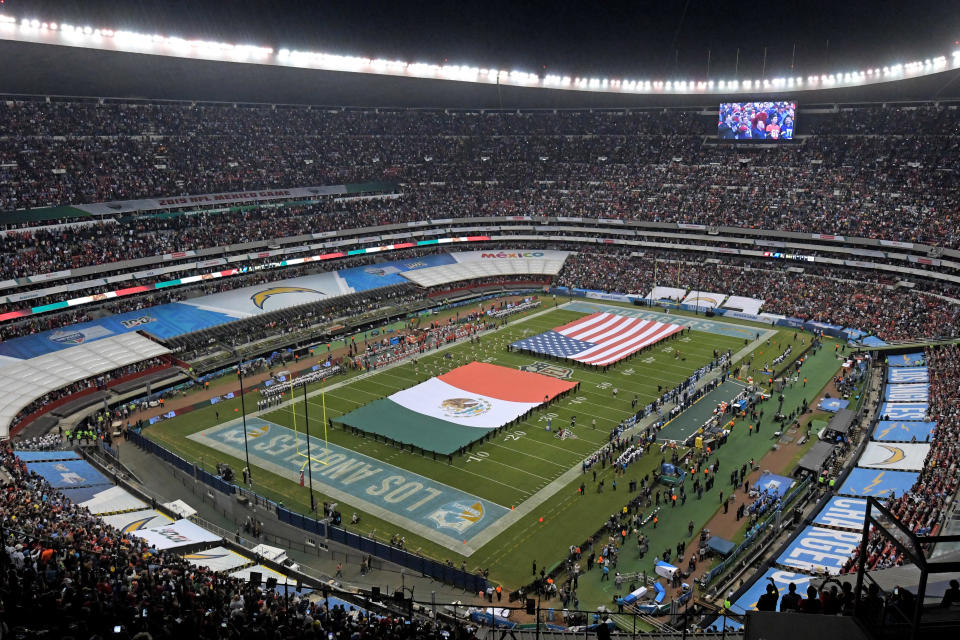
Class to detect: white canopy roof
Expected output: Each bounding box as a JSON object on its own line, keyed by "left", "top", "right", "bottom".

{"left": 0, "top": 333, "right": 169, "bottom": 439}
{"left": 163, "top": 499, "right": 198, "bottom": 518}
{"left": 401, "top": 258, "right": 565, "bottom": 288}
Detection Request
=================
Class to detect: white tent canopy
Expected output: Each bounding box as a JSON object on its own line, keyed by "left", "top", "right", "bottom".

{"left": 401, "top": 259, "right": 565, "bottom": 288}
{"left": 647, "top": 286, "right": 686, "bottom": 301}
{"left": 163, "top": 499, "right": 198, "bottom": 519}
{"left": 0, "top": 333, "right": 169, "bottom": 439}
{"left": 79, "top": 485, "right": 148, "bottom": 515}
{"left": 130, "top": 519, "right": 221, "bottom": 550}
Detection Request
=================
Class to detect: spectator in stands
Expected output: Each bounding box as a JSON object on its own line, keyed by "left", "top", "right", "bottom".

{"left": 0, "top": 443, "right": 477, "bottom": 639}
{"left": 943, "top": 579, "right": 960, "bottom": 607}
{"left": 801, "top": 585, "right": 823, "bottom": 614}
{"left": 779, "top": 582, "right": 802, "bottom": 611}
{"left": 756, "top": 578, "right": 779, "bottom": 611}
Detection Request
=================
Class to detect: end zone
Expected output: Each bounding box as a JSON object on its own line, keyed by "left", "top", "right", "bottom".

{"left": 188, "top": 417, "right": 510, "bottom": 554}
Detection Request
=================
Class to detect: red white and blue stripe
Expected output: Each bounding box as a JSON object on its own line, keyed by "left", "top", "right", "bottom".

{"left": 512, "top": 312, "right": 684, "bottom": 366}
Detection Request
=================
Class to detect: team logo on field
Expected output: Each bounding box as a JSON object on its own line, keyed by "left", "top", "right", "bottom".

{"left": 50, "top": 330, "right": 86, "bottom": 345}
{"left": 519, "top": 361, "right": 573, "bottom": 379}
{"left": 428, "top": 500, "right": 485, "bottom": 533}
{"left": 119, "top": 517, "right": 156, "bottom": 533}
{"left": 440, "top": 398, "right": 491, "bottom": 418}
{"left": 404, "top": 261, "right": 427, "bottom": 269}
{"left": 247, "top": 424, "right": 270, "bottom": 439}
{"left": 250, "top": 286, "right": 323, "bottom": 309}
{"left": 120, "top": 315, "right": 156, "bottom": 329}
{"left": 870, "top": 445, "right": 906, "bottom": 466}
{"left": 182, "top": 551, "right": 230, "bottom": 560}
{"left": 363, "top": 265, "right": 402, "bottom": 277}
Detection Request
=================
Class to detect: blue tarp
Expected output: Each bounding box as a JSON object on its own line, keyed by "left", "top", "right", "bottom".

{"left": 26, "top": 460, "right": 112, "bottom": 488}
{"left": 338, "top": 254, "right": 456, "bottom": 292}
{"left": 754, "top": 472, "right": 794, "bottom": 499}
{"left": 811, "top": 496, "right": 868, "bottom": 531}
{"left": 0, "top": 302, "right": 238, "bottom": 359}
{"left": 887, "top": 353, "right": 925, "bottom": 367}
{"left": 879, "top": 402, "right": 928, "bottom": 421}
{"left": 873, "top": 421, "right": 936, "bottom": 442}
{"left": 887, "top": 367, "right": 928, "bottom": 383}
{"left": 884, "top": 383, "right": 929, "bottom": 402}
{"left": 818, "top": 397, "right": 849, "bottom": 412}
{"left": 13, "top": 450, "right": 80, "bottom": 462}
{"left": 838, "top": 467, "right": 919, "bottom": 498}
{"left": 776, "top": 525, "right": 861, "bottom": 574}
{"left": 859, "top": 336, "right": 888, "bottom": 347}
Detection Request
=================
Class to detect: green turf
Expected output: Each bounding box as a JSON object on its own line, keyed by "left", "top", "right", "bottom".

{"left": 657, "top": 380, "right": 746, "bottom": 442}
{"left": 143, "top": 299, "right": 836, "bottom": 602}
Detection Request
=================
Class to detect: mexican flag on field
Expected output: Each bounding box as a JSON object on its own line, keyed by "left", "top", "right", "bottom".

{"left": 337, "top": 362, "right": 577, "bottom": 454}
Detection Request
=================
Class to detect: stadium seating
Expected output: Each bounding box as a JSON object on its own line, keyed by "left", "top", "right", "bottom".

{"left": 841, "top": 344, "right": 960, "bottom": 573}
{"left": 1, "top": 101, "right": 959, "bottom": 348}
{"left": 0, "top": 443, "right": 474, "bottom": 639}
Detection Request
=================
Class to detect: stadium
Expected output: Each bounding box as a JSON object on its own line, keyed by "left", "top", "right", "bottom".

{"left": 1, "top": 3, "right": 960, "bottom": 639}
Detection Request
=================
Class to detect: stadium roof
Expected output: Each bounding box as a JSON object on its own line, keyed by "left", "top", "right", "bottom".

{"left": 796, "top": 440, "right": 836, "bottom": 473}
{"left": 826, "top": 409, "right": 857, "bottom": 435}
{"left": 3, "top": 12, "right": 960, "bottom": 107}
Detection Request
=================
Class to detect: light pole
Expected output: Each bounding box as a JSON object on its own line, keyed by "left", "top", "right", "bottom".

{"left": 235, "top": 347, "right": 252, "bottom": 485}
{"left": 695, "top": 266, "right": 702, "bottom": 316}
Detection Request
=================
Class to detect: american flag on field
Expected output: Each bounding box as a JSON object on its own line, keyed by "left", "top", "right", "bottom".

{"left": 511, "top": 312, "right": 684, "bottom": 366}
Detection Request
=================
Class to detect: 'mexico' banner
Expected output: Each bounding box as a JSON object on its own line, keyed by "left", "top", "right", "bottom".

{"left": 338, "top": 362, "right": 577, "bottom": 454}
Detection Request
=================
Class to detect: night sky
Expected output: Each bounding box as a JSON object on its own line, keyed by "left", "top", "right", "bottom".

{"left": 9, "top": 0, "right": 960, "bottom": 79}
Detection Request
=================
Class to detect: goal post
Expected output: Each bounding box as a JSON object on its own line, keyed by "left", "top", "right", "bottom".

{"left": 292, "top": 377, "right": 331, "bottom": 468}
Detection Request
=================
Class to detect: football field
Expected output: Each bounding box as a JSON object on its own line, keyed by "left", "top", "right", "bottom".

{"left": 145, "top": 300, "right": 797, "bottom": 587}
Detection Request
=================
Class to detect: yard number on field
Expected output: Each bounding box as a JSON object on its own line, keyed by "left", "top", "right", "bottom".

{"left": 466, "top": 451, "right": 490, "bottom": 463}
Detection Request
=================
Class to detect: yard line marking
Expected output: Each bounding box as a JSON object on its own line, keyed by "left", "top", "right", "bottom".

{"left": 486, "top": 441, "right": 570, "bottom": 468}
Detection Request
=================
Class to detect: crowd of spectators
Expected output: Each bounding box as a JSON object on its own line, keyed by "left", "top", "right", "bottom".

{"left": 2, "top": 102, "right": 960, "bottom": 262}
{"left": 1, "top": 101, "right": 959, "bottom": 345}
{"left": 841, "top": 344, "right": 960, "bottom": 574}
{"left": 556, "top": 251, "right": 960, "bottom": 341}
{"left": 165, "top": 283, "right": 419, "bottom": 360}
{"left": 8, "top": 357, "right": 171, "bottom": 435}
{"left": 8, "top": 432, "right": 62, "bottom": 451}
{"left": 0, "top": 444, "right": 477, "bottom": 639}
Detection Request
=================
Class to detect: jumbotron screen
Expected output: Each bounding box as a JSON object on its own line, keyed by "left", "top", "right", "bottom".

{"left": 718, "top": 101, "right": 795, "bottom": 140}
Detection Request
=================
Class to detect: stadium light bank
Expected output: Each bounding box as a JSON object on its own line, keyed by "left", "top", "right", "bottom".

{"left": 1, "top": 13, "right": 958, "bottom": 95}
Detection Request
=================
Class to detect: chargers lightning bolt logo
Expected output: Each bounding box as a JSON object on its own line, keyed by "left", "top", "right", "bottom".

{"left": 875, "top": 445, "right": 906, "bottom": 466}
{"left": 428, "top": 501, "right": 485, "bottom": 533}
{"left": 861, "top": 471, "right": 886, "bottom": 495}
{"left": 251, "top": 287, "right": 323, "bottom": 310}
{"left": 120, "top": 517, "right": 159, "bottom": 533}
